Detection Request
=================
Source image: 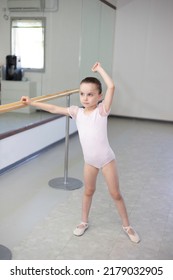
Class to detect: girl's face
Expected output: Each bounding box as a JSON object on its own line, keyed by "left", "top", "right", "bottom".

{"left": 79, "top": 82, "right": 102, "bottom": 110}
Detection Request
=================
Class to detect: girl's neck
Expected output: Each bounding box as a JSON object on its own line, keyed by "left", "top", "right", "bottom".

{"left": 84, "top": 104, "right": 97, "bottom": 114}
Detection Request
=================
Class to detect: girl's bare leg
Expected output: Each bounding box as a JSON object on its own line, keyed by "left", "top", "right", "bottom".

{"left": 102, "top": 160, "right": 140, "bottom": 242}
{"left": 73, "top": 163, "right": 99, "bottom": 235}
{"left": 102, "top": 160, "right": 130, "bottom": 227}
{"left": 82, "top": 163, "right": 99, "bottom": 223}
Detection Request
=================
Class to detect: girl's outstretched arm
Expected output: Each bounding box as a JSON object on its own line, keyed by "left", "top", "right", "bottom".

{"left": 92, "top": 62, "right": 115, "bottom": 113}
{"left": 20, "top": 96, "right": 69, "bottom": 116}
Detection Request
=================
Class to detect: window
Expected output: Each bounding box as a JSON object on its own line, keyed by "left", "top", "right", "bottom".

{"left": 11, "top": 17, "right": 46, "bottom": 71}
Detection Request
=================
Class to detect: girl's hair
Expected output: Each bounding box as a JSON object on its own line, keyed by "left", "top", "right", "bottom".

{"left": 80, "top": 77, "right": 102, "bottom": 94}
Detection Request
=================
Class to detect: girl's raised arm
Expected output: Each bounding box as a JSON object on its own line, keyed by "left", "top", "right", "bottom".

{"left": 92, "top": 62, "right": 115, "bottom": 113}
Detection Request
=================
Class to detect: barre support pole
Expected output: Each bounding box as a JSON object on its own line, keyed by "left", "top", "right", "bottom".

{"left": 48, "top": 95, "right": 83, "bottom": 190}
{"left": 0, "top": 244, "right": 12, "bottom": 260}
{"left": 64, "top": 95, "right": 70, "bottom": 184}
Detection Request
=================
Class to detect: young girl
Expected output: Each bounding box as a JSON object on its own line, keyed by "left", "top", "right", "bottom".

{"left": 21, "top": 62, "right": 140, "bottom": 243}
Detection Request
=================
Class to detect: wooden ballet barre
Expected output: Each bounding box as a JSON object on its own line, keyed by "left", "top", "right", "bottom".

{"left": 0, "top": 88, "right": 79, "bottom": 114}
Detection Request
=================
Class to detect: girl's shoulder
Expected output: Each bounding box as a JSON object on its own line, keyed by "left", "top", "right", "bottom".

{"left": 68, "top": 105, "right": 79, "bottom": 119}
{"left": 98, "top": 101, "right": 111, "bottom": 116}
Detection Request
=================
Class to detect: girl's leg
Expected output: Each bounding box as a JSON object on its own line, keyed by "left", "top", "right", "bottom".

{"left": 102, "top": 160, "right": 140, "bottom": 242}
{"left": 82, "top": 163, "right": 99, "bottom": 223}
{"left": 102, "top": 160, "right": 130, "bottom": 227}
{"left": 73, "top": 163, "right": 99, "bottom": 236}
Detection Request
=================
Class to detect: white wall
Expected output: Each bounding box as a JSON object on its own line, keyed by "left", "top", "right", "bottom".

{"left": 112, "top": 0, "right": 173, "bottom": 121}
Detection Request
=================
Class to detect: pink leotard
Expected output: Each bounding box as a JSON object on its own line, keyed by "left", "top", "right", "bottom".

{"left": 68, "top": 101, "right": 115, "bottom": 169}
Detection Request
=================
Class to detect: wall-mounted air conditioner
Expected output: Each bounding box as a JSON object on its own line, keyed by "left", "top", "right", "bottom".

{"left": 7, "top": 0, "right": 45, "bottom": 12}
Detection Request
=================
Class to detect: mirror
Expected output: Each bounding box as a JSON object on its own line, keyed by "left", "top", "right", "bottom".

{"left": 0, "top": 0, "right": 116, "bottom": 138}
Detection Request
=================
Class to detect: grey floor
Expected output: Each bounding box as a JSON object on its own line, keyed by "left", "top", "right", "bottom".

{"left": 0, "top": 117, "right": 173, "bottom": 260}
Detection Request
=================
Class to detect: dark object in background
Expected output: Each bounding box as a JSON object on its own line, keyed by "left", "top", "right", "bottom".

{"left": 6, "top": 55, "right": 22, "bottom": 81}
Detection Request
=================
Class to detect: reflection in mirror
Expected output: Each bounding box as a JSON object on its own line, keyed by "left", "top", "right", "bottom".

{"left": 0, "top": 109, "right": 61, "bottom": 139}
{"left": 0, "top": 2, "right": 48, "bottom": 137}
{"left": 0, "top": 89, "right": 78, "bottom": 139}
{"left": 0, "top": 0, "right": 83, "bottom": 139}
{"left": 0, "top": 0, "right": 65, "bottom": 138}
{"left": 0, "top": 0, "right": 116, "bottom": 139}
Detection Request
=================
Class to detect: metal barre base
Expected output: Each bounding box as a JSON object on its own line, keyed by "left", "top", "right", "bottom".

{"left": 48, "top": 177, "right": 83, "bottom": 190}
{"left": 0, "top": 245, "right": 12, "bottom": 260}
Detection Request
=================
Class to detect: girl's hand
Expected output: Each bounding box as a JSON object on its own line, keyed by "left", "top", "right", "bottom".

{"left": 91, "top": 62, "right": 101, "bottom": 72}
{"left": 20, "top": 96, "right": 31, "bottom": 105}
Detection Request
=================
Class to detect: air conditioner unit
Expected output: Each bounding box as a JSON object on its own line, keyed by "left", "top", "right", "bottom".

{"left": 7, "top": 0, "right": 45, "bottom": 12}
